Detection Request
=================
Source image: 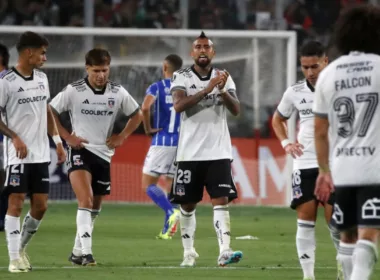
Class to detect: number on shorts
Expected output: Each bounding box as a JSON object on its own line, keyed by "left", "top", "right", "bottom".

{"left": 177, "top": 169, "right": 191, "bottom": 184}
{"left": 292, "top": 170, "right": 301, "bottom": 186}
{"left": 11, "top": 164, "right": 24, "bottom": 174}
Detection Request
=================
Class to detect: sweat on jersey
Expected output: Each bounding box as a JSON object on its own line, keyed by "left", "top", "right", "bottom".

{"left": 313, "top": 51, "right": 380, "bottom": 187}
{"left": 0, "top": 67, "right": 50, "bottom": 166}
{"left": 277, "top": 79, "right": 317, "bottom": 170}
{"left": 145, "top": 78, "right": 180, "bottom": 147}
{"left": 50, "top": 78, "right": 140, "bottom": 162}
{"left": 170, "top": 66, "right": 236, "bottom": 162}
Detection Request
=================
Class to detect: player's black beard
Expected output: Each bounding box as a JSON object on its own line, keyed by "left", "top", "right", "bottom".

{"left": 195, "top": 59, "right": 211, "bottom": 68}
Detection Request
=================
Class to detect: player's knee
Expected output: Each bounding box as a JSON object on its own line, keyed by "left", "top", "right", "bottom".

{"left": 211, "top": 197, "right": 228, "bottom": 207}
{"left": 358, "top": 228, "right": 380, "bottom": 243}
{"left": 7, "top": 193, "right": 25, "bottom": 216}
{"left": 341, "top": 227, "right": 358, "bottom": 243}
{"left": 181, "top": 203, "right": 196, "bottom": 212}
{"left": 78, "top": 196, "right": 93, "bottom": 209}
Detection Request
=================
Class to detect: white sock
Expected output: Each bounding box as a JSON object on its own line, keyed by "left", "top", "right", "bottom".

{"left": 180, "top": 207, "right": 196, "bottom": 254}
{"left": 213, "top": 205, "right": 231, "bottom": 254}
{"left": 336, "top": 241, "right": 355, "bottom": 280}
{"left": 296, "top": 219, "right": 316, "bottom": 279}
{"left": 77, "top": 208, "right": 92, "bottom": 255}
{"left": 20, "top": 212, "right": 41, "bottom": 251}
{"left": 5, "top": 215, "right": 21, "bottom": 261}
{"left": 351, "top": 240, "right": 378, "bottom": 280}
{"left": 328, "top": 224, "right": 340, "bottom": 251}
{"left": 73, "top": 209, "right": 100, "bottom": 256}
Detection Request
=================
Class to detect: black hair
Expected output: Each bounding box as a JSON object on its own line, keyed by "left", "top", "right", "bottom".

{"left": 165, "top": 54, "right": 183, "bottom": 72}
{"left": 300, "top": 41, "right": 325, "bottom": 57}
{"left": 333, "top": 4, "right": 380, "bottom": 55}
{"left": 16, "top": 31, "right": 49, "bottom": 52}
{"left": 85, "top": 48, "right": 111, "bottom": 66}
{"left": 199, "top": 31, "right": 208, "bottom": 39}
{"left": 0, "top": 43, "right": 9, "bottom": 68}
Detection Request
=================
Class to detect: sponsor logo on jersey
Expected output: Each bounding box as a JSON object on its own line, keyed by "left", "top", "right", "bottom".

{"left": 81, "top": 109, "right": 113, "bottom": 116}
{"left": 18, "top": 95, "right": 47, "bottom": 104}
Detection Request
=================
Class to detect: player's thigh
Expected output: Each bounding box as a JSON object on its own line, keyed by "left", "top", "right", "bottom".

{"left": 142, "top": 146, "right": 177, "bottom": 181}
{"left": 357, "top": 186, "right": 380, "bottom": 234}
{"left": 333, "top": 187, "right": 358, "bottom": 232}
{"left": 205, "top": 159, "right": 238, "bottom": 203}
{"left": 169, "top": 161, "right": 205, "bottom": 204}
{"left": 90, "top": 155, "right": 111, "bottom": 197}
{"left": 290, "top": 168, "right": 318, "bottom": 211}
{"left": 296, "top": 200, "right": 319, "bottom": 221}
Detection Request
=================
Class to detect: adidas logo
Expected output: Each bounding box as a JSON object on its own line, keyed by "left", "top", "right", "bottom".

{"left": 81, "top": 232, "right": 91, "bottom": 238}
{"left": 300, "top": 254, "right": 310, "bottom": 260}
{"left": 300, "top": 98, "right": 307, "bottom": 104}
{"left": 10, "top": 230, "right": 20, "bottom": 235}
{"left": 190, "top": 84, "right": 196, "bottom": 89}
{"left": 229, "top": 189, "right": 235, "bottom": 194}
{"left": 181, "top": 234, "right": 190, "bottom": 239}
{"left": 82, "top": 99, "right": 89, "bottom": 104}
{"left": 223, "top": 231, "right": 231, "bottom": 236}
{"left": 17, "top": 87, "right": 24, "bottom": 92}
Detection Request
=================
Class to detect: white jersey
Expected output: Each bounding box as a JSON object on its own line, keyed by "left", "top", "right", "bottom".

{"left": 314, "top": 51, "right": 380, "bottom": 187}
{"left": 50, "top": 78, "right": 139, "bottom": 162}
{"left": 277, "top": 80, "right": 317, "bottom": 170}
{"left": 170, "top": 66, "right": 235, "bottom": 161}
{"left": 0, "top": 68, "right": 50, "bottom": 166}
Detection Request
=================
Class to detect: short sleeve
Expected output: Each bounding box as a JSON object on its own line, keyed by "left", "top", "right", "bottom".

{"left": 170, "top": 71, "right": 186, "bottom": 93}
{"left": 225, "top": 75, "right": 236, "bottom": 93}
{"left": 313, "top": 70, "right": 329, "bottom": 118}
{"left": 50, "top": 85, "right": 73, "bottom": 113}
{"left": 120, "top": 87, "right": 140, "bottom": 117}
{"left": 276, "top": 87, "right": 295, "bottom": 119}
{"left": 145, "top": 82, "right": 158, "bottom": 98}
{"left": 0, "top": 79, "right": 10, "bottom": 112}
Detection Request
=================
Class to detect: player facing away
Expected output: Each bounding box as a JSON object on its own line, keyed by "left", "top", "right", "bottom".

{"left": 0, "top": 43, "right": 10, "bottom": 232}
{"left": 169, "top": 32, "right": 242, "bottom": 267}
{"left": 314, "top": 5, "right": 380, "bottom": 280}
{"left": 272, "top": 41, "right": 342, "bottom": 280}
{"left": 142, "top": 54, "right": 183, "bottom": 239}
{"left": 50, "top": 48, "right": 142, "bottom": 266}
{"left": 0, "top": 32, "right": 66, "bottom": 273}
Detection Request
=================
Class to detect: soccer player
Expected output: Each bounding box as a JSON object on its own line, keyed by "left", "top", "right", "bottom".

{"left": 0, "top": 43, "right": 10, "bottom": 232}
{"left": 169, "top": 31, "right": 242, "bottom": 267}
{"left": 314, "top": 4, "right": 380, "bottom": 280}
{"left": 142, "top": 54, "right": 183, "bottom": 240}
{"left": 0, "top": 32, "right": 66, "bottom": 273}
{"left": 272, "top": 41, "right": 342, "bottom": 280}
{"left": 50, "top": 48, "right": 142, "bottom": 266}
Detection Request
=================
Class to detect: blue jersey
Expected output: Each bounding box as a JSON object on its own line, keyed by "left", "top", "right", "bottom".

{"left": 146, "top": 79, "right": 180, "bottom": 146}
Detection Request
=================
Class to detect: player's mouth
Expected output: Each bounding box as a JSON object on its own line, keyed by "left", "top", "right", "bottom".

{"left": 198, "top": 55, "right": 208, "bottom": 63}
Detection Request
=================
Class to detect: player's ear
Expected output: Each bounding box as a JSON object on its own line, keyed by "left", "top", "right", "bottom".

{"left": 324, "top": 56, "right": 329, "bottom": 65}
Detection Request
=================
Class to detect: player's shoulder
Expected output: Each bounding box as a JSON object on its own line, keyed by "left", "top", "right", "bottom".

{"left": 173, "top": 67, "right": 192, "bottom": 79}
{"left": 0, "top": 69, "right": 16, "bottom": 82}
{"left": 108, "top": 80, "right": 129, "bottom": 95}
{"left": 68, "top": 78, "right": 86, "bottom": 92}
{"left": 286, "top": 79, "right": 306, "bottom": 93}
{"left": 34, "top": 69, "right": 47, "bottom": 80}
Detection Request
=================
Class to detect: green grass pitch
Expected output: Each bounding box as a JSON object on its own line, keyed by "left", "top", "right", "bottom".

{"left": 0, "top": 204, "right": 378, "bottom": 279}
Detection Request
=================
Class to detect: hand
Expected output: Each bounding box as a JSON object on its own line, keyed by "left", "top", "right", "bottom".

{"left": 106, "top": 134, "right": 125, "bottom": 149}
{"left": 12, "top": 136, "right": 27, "bottom": 159}
{"left": 145, "top": 127, "right": 162, "bottom": 136}
{"left": 284, "top": 143, "right": 304, "bottom": 158}
{"left": 217, "top": 70, "right": 229, "bottom": 90}
{"left": 205, "top": 74, "right": 225, "bottom": 94}
{"left": 315, "top": 172, "right": 334, "bottom": 203}
{"left": 55, "top": 143, "right": 66, "bottom": 164}
{"left": 66, "top": 133, "right": 88, "bottom": 149}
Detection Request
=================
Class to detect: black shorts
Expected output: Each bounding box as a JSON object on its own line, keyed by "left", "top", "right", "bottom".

{"left": 291, "top": 168, "right": 335, "bottom": 210}
{"left": 169, "top": 159, "right": 238, "bottom": 204}
{"left": 3, "top": 163, "right": 49, "bottom": 194}
{"left": 67, "top": 148, "right": 111, "bottom": 196}
{"left": 333, "top": 186, "right": 380, "bottom": 231}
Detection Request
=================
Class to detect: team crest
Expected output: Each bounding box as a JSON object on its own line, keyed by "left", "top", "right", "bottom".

{"left": 73, "top": 156, "right": 83, "bottom": 166}
{"left": 38, "top": 83, "right": 45, "bottom": 91}
{"left": 108, "top": 98, "right": 115, "bottom": 108}
{"left": 176, "top": 185, "right": 185, "bottom": 196}
{"left": 9, "top": 175, "right": 20, "bottom": 187}
{"left": 293, "top": 186, "right": 303, "bottom": 199}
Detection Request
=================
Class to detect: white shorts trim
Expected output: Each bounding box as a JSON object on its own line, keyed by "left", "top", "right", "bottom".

{"left": 143, "top": 146, "right": 177, "bottom": 178}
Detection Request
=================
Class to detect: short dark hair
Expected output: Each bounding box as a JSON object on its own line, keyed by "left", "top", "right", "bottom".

{"left": 16, "top": 31, "right": 49, "bottom": 52}
{"left": 300, "top": 41, "right": 325, "bottom": 57}
{"left": 334, "top": 4, "right": 380, "bottom": 55}
{"left": 165, "top": 54, "right": 183, "bottom": 72}
{"left": 199, "top": 31, "right": 208, "bottom": 39}
{"left": 0, "top": 44, "right": 9, "bottom": 68}
{"left": 85, "top": 48, "right": 111, "bottom": 66}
